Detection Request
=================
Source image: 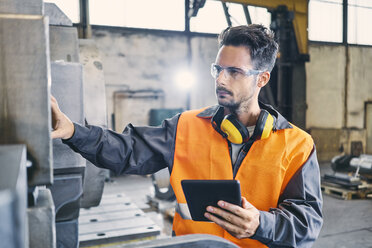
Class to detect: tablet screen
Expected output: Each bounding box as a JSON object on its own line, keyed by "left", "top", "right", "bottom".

{"left": 181, "top": 179, "right": 241, "bottom": 222}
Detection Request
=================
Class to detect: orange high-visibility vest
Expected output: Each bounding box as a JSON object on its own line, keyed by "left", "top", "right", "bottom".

{"left": 170, "top": 108, "right": 313, "bottom": 248}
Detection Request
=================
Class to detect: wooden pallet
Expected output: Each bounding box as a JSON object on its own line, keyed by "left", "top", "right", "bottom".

{"left": 321, "top": 182, "right": 372, "bottom": 200}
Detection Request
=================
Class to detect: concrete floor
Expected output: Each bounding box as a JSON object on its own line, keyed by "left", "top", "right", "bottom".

{"left": 102, "top": 163, "right": 372, "bottom": 248}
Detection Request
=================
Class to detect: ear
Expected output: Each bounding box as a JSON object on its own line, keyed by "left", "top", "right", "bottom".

{"left": 257, "top": 71, "right": 270, "bottom": 88}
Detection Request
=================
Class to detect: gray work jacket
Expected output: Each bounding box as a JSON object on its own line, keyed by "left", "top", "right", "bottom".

{"left": 63, "top": 102, "right": 323, "bottom": 247}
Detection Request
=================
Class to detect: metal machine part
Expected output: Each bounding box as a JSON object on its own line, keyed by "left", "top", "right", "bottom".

{"left": 27, "top": 188, "right": 56, "bottom": 248}
{"left": 123, "top": 234, "right": 239, "bottom": 248}
{"left": 48, "top": 172, "right": 84, "bottom": 222}
{"left": 44, "top": 2, "right": 73, "bottom": 26}
{"left": 0, "top": 145, "right": 28, "bottom": 248}
{"left": 56, "top": 219, "right": 79, "bottom": 248}
{"left": 0, "top": 0, "right": 43, "bottom": 15}
{"left": 49, "top": 13, "right": 87, "bottom": 247}
{"left": 51, "top": 61, "right": 86, "bottom": 169}
{"left": 50, "top": 60, "right": 85, "bottom": 247}
{"left": 79, "top": 194, "right": 161, "bottom": 247}
{"left": 49, "top": 26, "right": 80, "bottom": 63}
{"left": 0, "top": 13, "right": 53, "bottom": 186}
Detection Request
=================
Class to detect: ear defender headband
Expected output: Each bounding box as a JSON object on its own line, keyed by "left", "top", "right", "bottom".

{"left": 220, "top": 110, "right": 275, "bottom": 144}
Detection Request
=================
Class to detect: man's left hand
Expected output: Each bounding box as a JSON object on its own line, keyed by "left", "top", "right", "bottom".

{"left": 204, "top": 197, "right": 260, "bottom": 239}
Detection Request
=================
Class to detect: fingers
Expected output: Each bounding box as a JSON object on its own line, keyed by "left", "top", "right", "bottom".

{"left": 216, "top": 200, "right": 245, "bottom": 216}
{"left": 204, "top": 211, "right": 240, "bottom": 234}
{"left": 206, "top": 205, "right": 241, "bottom": 225}
{"left": 241, "top": 197, "right": 254, "bottom": 209}
{"left": 51, "top": 129, "right": 62, "bottom": 139}
{"left": 50, "top": 96, "right": 60, "bottom": 113}
{"left": 205, "top": 199, "right": 260, "bottom": 238}
{"left": 50, "top": 95, "right": 75, "bottom": 140}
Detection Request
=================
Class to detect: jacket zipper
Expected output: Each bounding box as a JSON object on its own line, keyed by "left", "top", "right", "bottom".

{"left": 232, "top": 139, "right": 255, "bottom": 179}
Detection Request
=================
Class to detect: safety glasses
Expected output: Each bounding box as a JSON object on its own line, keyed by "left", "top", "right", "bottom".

{"left": 211, "top": 63, "right": 262, "bottom": 80}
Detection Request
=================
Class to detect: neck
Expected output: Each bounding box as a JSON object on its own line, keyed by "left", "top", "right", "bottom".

{"left": 226, "top": 100, "right": 261, "bottom": 127}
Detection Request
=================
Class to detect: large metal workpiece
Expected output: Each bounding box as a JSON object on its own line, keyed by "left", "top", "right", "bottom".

{"left": 45, "top": 3, "right": 85, "bottom": 247}
{"left": 122, "top": 234, "right": 239, "bottom": 248}
{"left": 0, "top": 0, "right": 43, "bottom": 15}
{"left": 47, "top": 3, "right": 108, "bottom": 246}
{"left": 0, "top": 11, "right": 52, "bottom": 187}
{"left": 50, "top": 59, "right": 85, "bottom": 247}
{"left": 27, "top": 188, "right": 56, "bottom": 248}
{"left": 0, "top": 1, "right": 57, "bottom": 246}
{"left": 0, "top": 145, "right": 28, "bottom": 248}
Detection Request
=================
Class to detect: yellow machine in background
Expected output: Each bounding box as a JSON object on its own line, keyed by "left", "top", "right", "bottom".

{"left": 224, "top": 0, "right": 308, "bottom": 55}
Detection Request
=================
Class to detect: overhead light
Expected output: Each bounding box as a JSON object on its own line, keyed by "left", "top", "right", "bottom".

{"left": 175, "top": 69, "right": 195, "bottom": 90}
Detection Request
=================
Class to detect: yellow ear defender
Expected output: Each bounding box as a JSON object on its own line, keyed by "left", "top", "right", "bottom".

{"left": 220, "top": 110, "right": 275, "bottom": 144}
{"left": 221, "top": 115, "right": 249, "bottom": 144}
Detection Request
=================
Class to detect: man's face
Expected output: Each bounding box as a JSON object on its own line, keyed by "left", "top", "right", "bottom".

{"left": 213, "top": 45, "right": 260, "bottom": 112}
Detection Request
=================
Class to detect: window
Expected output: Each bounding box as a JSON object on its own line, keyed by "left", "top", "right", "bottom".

{"left": 308, "top": 0, "right": 343, "bottom": 42}
{"left": 190, "top": 1, "right": 270, "bottom": 34}
{"left": 89, "top": 0, "right": 184, "bottom": 31}
{"left": 190, "top": 0, "right": 226, "bottom": 33}
{"left": 348, "top": 0, "right": 372, "bottom": 45}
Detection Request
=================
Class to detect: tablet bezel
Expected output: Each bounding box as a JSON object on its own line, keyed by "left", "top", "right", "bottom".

{"left": 181, "top": 179, "right": 242, "bottom": 222}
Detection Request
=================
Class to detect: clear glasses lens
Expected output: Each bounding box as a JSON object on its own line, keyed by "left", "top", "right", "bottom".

{"left": 211, "top": 64, "right": 221, "bottom": 78}
{"left": 211, "top": 63, "right": 261, "bottom": 80}
{"left": 211, "top": 64, "right": 242, "bottom": 79}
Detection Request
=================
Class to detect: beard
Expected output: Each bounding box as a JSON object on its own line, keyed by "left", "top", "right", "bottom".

{"left": 216, "top": 86, "right": 240, "bottom": 111}
{"left": 216, "top": 86, "right": 256, "bottom": 113}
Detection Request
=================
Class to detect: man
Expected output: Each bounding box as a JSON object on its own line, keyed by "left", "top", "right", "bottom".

{"left": 52, "top": 24, "right": 323, "bottom": 247}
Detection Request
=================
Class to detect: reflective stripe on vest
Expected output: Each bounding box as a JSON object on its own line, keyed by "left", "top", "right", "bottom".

{"left": 175, "top": 203, "right": 192, "bottom": 220}
{"left": 170, "top": 107, "right": 313, "bottom": 247}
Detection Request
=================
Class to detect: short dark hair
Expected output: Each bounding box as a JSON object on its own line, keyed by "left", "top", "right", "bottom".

{"left": 218, "top": 24, "right": 278, "bottom": 72}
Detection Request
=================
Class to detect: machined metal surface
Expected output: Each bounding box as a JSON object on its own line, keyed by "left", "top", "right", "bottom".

{"left": 121, "top": 234, "right": 240, "bottom": 248}
{"left": 51, "top": 61, "right": 85, "bottom": 169}
{"left": 56, "top": 219, "right": 79, "bottom": 248}
{"left": 0, "top": 145, "right": 28, "bottom": 248}
{"left": 0, "top": 0, "right": 43, "bottom": 15}
{"left": 81, "top": 161, "right": 107, "bottom": 208}
{"left": 48, "top": 173, "right": 84, "bottom": 222}
{"left": 79, "top": 39, "right": 109, "bottom": 208}
{"left": 27, "top": 188, "right": 56, "bottom": 248}
{"left": 0, "top": 14, "right": 52, "bottom": 186}
{"left": 49, "top": 26, "right": 79, "bottom": 63}
{"left": 44, "top": 2, "right": 73, "bottom": 26}
{"left": 79, "top": 194, "right": 161, "bottom": 247}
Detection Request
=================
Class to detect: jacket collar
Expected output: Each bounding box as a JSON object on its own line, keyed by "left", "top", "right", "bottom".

{"left": 196, "top": 101, "right": 292, "bottom": 131}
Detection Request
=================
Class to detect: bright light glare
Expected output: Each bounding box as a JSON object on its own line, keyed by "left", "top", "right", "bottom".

{"left": 175, "top": 70, "right": 196, "bottom": 90}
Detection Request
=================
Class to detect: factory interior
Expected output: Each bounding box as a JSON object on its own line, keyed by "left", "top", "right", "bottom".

{"left": 1, "top": 0, "right": 372, "bottom": 247}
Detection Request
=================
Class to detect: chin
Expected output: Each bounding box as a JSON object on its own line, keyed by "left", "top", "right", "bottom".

{"left": 218, "top": 100, "right": 238, "bottom": 110}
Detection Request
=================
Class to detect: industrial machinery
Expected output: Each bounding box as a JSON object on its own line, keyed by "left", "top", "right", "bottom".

{"left": 0, "top": 1, "right": 108, "bottom": 247}
{"left": 322, "top": 153, "right": 372, "bottom": 200}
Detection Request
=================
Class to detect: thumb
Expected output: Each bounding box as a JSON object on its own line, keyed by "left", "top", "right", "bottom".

{"left": 51, "top": 129, "right": 63, "bottom": 139}
{"left": 242, "top": 197, "right": 254, "bottom": 209}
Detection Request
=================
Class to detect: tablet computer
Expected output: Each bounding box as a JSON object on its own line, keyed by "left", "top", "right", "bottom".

{"left": 181, "top": 179, "right": 241, "bottom": 222}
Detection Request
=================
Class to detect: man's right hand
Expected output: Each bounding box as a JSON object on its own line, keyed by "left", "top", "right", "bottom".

{"left": 51, "top": 96, "right": 75, "bottom": 140}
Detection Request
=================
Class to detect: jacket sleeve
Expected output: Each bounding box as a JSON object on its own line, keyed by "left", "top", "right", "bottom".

{"left": 62, "top": 114, "right": 180, "bottom": 175}
{"left": 251, "top": 147, "right": 323, "bottom": 248}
